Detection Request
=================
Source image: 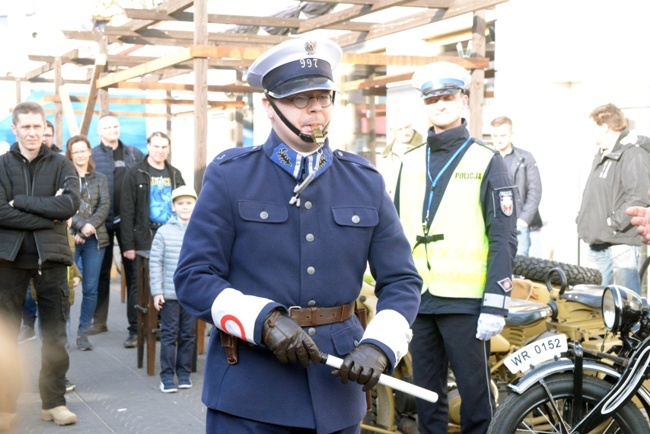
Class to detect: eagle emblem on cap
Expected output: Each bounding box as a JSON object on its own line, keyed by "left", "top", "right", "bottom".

{"left": 304, "top": 40, "right": 317, "bottom": 55}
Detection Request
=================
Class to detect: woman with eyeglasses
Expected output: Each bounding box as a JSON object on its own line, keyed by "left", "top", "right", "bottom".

{"left": 65, "top": 135, "right": 110, "bottom": 351}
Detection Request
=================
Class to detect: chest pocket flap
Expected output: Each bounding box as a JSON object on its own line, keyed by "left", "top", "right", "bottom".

{"left": 331, "top": 207, "right": 378, "bottom": 228}
{"left": 238, "top": 200, "right": 288, "bottom": 223}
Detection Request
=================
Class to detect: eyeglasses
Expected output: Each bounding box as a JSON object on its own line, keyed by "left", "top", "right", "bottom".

{"left": 283, "top": 93, "right": 333, "bottom": 109}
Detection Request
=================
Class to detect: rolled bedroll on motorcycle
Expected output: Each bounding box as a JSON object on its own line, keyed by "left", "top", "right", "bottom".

{"left": 488, "top": 284, "right": 650, "bottom": 434}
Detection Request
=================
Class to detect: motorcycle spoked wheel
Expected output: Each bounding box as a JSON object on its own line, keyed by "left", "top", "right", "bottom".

{"left": 487, "top": 374, "right": 647, "bottom": 434}
{"left": 513, "top": 255, "right": 602, "bottom": 286}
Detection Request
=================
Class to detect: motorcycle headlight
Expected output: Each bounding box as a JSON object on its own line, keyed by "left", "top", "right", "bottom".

{"left": 602, "top": 285, "right": 644, "bottom": 333}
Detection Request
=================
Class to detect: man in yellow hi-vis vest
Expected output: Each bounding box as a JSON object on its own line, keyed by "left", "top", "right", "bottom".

{"left": 395, "top": 62, "right": 517, "bottom": 434}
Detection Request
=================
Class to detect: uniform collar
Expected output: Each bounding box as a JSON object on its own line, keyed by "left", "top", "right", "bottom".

{"left": 426, "top": 119, "right": 470, "bottom": 151}
{"left": 264, "top": 130, "right": 332, "bottom": 181}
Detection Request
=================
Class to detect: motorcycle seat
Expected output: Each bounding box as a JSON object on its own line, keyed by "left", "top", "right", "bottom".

{"left": 560, "top": 284, "right": 605, "bottom": 309}
{"left": 506, "top": 299, "right": 553, "bottom": 326}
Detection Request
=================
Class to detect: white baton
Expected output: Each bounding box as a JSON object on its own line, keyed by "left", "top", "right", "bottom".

{"left": 321, "top": 352, "right": 438, "bottom": 403}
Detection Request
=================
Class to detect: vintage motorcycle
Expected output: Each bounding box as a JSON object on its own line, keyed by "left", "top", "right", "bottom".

{"left": 359, "top": 257, "right": 610, "bottom": 434}
{"left": 488, "top": 284, "right": 650, "bottom": 433}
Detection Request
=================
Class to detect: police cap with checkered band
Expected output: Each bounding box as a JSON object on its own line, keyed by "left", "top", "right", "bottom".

{"left": 411, "top": 61, "right": 471, "bottom": 99}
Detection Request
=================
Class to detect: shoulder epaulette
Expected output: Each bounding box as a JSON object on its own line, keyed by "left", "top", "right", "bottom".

{"left": 213, "top": 145, "right": 262, "bottom": 165}
{"left": 404, "top": 142, "right": 427, "bottom": 155}
{"left": 472, "top": 138, "right": 498, "bottom": 155}
{"left": 332, "top": 149, "right": 378, "bottom": 173}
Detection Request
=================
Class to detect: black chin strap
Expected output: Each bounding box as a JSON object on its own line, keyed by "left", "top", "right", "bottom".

{"left": 265, "top": 90, "right": 333, "bottom": 143}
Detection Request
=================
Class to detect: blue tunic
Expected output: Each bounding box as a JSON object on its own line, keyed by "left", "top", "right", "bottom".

{"left": 174, "top": 130, "right": 421, "bottom": 433}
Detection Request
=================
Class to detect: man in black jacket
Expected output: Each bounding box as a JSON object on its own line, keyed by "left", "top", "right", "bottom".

{"left": 0, "top": 102, "right": 80, "bottom": 427}
{"left": 90, "top": 115, "right": 144, "bottom": 336}
{"left": 491, "top": 116, "right": 543, "bottom": 256}
{"left": 120, "top": 131, "right": 185, "bottom": 347}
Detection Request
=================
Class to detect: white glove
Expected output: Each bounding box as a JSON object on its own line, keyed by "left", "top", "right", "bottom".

{"left": 475, "top": 313, "right": 506, "bottom": 341}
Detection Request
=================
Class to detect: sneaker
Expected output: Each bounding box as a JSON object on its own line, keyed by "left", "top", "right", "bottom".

{"left": 178, "top": 378, "right": 192, "bottom": 389}
{"left": 76, "top": 334, "right": 93, "bottom": 351}
{"left": 65, "top": 378, "right": 76, "bottom": 393}
{"left": 123, "top": 333, "right": 138, "bottom": 348}
{"left": 0, "top": 412, "right": 16, "bottom": 432}
{"left": 160, "top": 380, "right": 177, "bottom": 393}
{"left": 88, "top": 323, "right": 108, "bottom": 335}
{"left": 42, "top": 406, "right": 77, "bottom": 426}
{"left": 18, "top": 325, "right": 36, "bottom": 343}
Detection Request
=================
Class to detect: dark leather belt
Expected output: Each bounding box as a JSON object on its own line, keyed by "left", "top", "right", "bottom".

{"left": 288, "top": 301, "right": 356, "bottom": 327}
{"left": 220, "top": 301, "right": 357, "bottom": 365}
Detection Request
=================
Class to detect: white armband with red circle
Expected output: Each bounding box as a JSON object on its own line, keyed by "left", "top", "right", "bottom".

{"left": 211, "top": 287, "right": 273, "bottom": 344}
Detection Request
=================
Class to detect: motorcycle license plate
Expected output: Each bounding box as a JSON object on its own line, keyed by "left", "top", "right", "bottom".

{"left": 504, "top": 334, "right": 568, "bottom": 374}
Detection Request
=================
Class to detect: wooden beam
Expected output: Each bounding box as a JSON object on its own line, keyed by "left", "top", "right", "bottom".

{"left": 298, "top": 0, "right": 414, "bottom": 34}
{"left": 97, "top": 44, "right": 488, "bottom": 90}
{"left": 335, "top": 0, "right": 507, "bottom": 47}
{"left": 44, "top": 102, "right": 246, "bottom": 119}
{"left": 244, "top": 0, "right": 452, "bottom": 6}
{"left": 105, "top": 55, "right": 248, "bottom": 69}
{"left": 24, "top": 62, "right": 55, "bottom": 81}
{"left": 27, "top": 49, "right": 79, "bottom": 65}
{"left": 61, "top": 30, "right": 103, "bottom": 43}
{"left": 96, "top": 48, "right": 194, "bottom": 88}
{"left": 469, "top": 9, "right": 486, "bottom": 137}
{"left": 45, "top": 94, "right": 237, "bottom": 106}
{"left": 340, "top": 72, "right": 414, "bottom": 91}
{"left": 98, "top": 36, "right": 109, "bottom": 116}
{"left": 80, "top": 54, "right": 106, "bottom": 135}
{"left": 0, "top": 76, "right": 90, "bottom": 85}
{"left": 342, "top": 52, "right": 489, "bottom": 68}
{"left": 46, "top": 109, "right": 170, "bottom": 118}
{"left": 58, "top": 84, "right": 80, "bottom": 136}
{"left": 123, "top": 8, "right": 373, "bottom": 32}
{"left": 128, "top": 0, "right": 194, "bottom": 32}
{"left": 103, "top": 28, "right": 289, "bottom": 47}
{"left": 115, "top": 81, "right": 260, "bottom": 94}
{"left": 54, "top": 57, "right": 63, "bottom": 145}
{"left": 194, "top": 0, "right": 209, "bottom": 193}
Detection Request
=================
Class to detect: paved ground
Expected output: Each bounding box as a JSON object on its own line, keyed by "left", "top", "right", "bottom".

{"left": 11, "top": 275, "right": 209, "bottom": 434}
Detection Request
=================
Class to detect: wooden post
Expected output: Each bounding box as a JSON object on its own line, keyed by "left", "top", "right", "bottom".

{"left": 54, "top": 57, "right": 63, "bottom": 147}
{"left": 233, "top": 70, "right": 244, "bottom": 148}
{"left": 98, "top": 35, "right": 110, "bottom": 116}
{"left": 367, "top": 94, "right": 377, "bottom": 166}
{"left": 469, "top": 9, "right": 486, "bottom": 139}
{"left": 193, "top": 0, "right": 208, "bottom": 193}
{"left": 15, "top": 79, "right": 22, "bottom": 104}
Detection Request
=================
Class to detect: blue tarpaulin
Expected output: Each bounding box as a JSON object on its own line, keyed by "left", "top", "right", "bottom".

{"left": 0, "top": 90, "right": 148, "bottom": 154}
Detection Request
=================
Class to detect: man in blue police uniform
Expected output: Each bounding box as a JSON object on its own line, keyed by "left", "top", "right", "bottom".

{"left": 396, "top": 62, "right": 517, "bottom": 434}
{"left": 174, "top": 37, "right": 422, "bottom": 434}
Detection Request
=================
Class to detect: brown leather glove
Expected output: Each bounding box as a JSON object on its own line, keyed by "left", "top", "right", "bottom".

{"left": 262, "top": 310, "right": 321, "bottom": 368}
{"left": 333, "top": 343, "right": 388, "bottom": 391}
